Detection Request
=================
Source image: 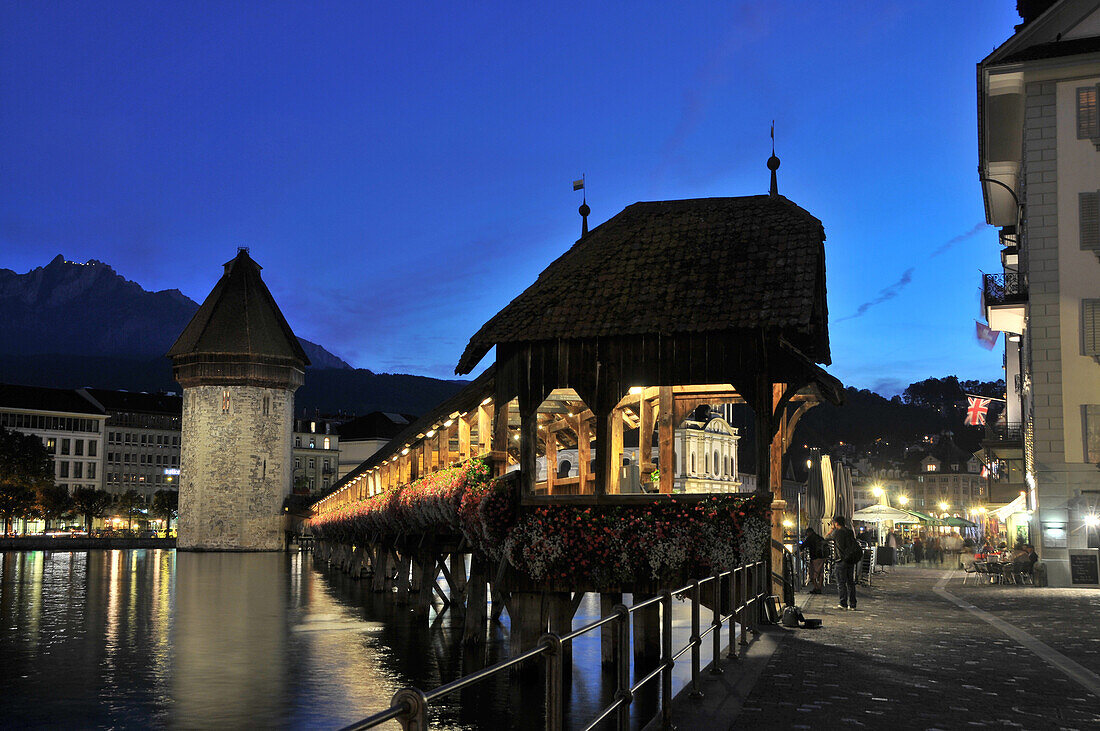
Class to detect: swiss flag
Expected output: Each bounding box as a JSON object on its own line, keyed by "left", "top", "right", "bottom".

{"left": 967, "top": 396, "right": 991, "bottom": 426}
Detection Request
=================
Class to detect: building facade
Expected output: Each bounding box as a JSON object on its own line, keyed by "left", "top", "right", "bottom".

{"left": 978, "top": 0, "right": 1100, "bottom": 585}
{"left": 292, "top": 418, "right": 340, "bottom": 495}
{"left": 86, "top": 390, "right": 182, "bottom": 501}
{"left": 0, "top": 383, "right": 107, "bottom": 495}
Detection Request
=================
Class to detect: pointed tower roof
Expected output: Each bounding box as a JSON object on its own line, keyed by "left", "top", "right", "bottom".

{"left": 168, "top": 250, "right": 308, "bottom": 389}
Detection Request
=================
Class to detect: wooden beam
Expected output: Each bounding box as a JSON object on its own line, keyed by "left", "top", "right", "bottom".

{"left": 658, "top": 386, "right": 674, "bottom": 494}
{"left": 493, "top": 400, "right": 511, "bottom": 477}
{"left": 545, "top": 428, "right": 557, "bottom": 494}
{"left": 546, "top": 408, "right": 595, "bottom": 434}
{"left": 458, "top": 414, "right": 472, "bottom": 462}
{"left": 576, "top": 413, "right": 591, "bottom": 495}
{"left": 607, "top": 407, "right": 623, "bottom": 494}
{"left": 639, "top": 395, "right": 655, "bottom": 478}
{"left": 438, "top": 426, "right": 449, "bottom": 469}
{"left": 477, "top": 402, "right": 492, "bottom": 456}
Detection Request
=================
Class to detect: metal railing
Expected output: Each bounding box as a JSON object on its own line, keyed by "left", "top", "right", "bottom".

{"left": 339, "top": 560, "right": 768, "bottom": 731}
{"left": 985, "top": 421, "right": 1023, "bottom": 442}
{"left": 982, "top": 272, "right": 1027, "bottom": 305}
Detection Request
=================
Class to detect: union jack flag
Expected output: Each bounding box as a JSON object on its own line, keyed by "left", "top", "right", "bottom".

{"left": 967, "top": 396, "right": 991, "bottom": 426}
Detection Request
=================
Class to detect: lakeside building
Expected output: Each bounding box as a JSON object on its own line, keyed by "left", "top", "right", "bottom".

{"left": 978, "top": 0, "right": 1100, "bottom": 585}
{"left": 334, "top": 411, "right": 413, "bottom": 480}
{"left": 84, "top": 389, "right": 182, "bottom": 501}
{"left": 292, "top": 418, "right": 340, "bottom": 495}
{"left": 0, "top": 383, "right": 107, "bottom": 495}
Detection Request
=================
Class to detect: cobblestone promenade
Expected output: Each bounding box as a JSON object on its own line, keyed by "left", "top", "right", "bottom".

{"left": 663, "top": 566, "right": 1100, "bottom": 731}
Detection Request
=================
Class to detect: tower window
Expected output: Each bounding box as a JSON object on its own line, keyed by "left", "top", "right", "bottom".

{"left": 263, "top": 396, "right": 270, "bottom": 415}
{"left": 222, "top": 390, "right": 230, "bottom": 414}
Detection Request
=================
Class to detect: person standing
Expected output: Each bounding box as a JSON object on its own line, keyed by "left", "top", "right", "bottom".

{"left": 827, "top": 515, "right": 860, "bottom": 611}
{"left": 913, "top": 536, "right": 924, "bottom": 564}
{"left": 802, "top": 526, "right": 827, "bottom": 594}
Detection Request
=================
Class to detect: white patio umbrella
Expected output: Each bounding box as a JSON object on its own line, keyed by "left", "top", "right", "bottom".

{"left": 852, "top": 505, "right": 920, "bottom": 524}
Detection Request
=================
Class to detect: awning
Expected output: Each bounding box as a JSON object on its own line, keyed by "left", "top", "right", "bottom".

{"left": 901, "top": 509, "right": 941, "bottom": 525}
{"left": 991, "top": 493, "right": 1027, "bottom": 522}
{"left": 852, "top": 505, "right": 921, "bottom": 524}
{"left": 944, "top": 516, "right": 978, "bottom": 528}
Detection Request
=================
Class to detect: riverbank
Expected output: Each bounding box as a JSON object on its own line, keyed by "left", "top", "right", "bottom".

{"left": 0, "top": 536, "right": 175, "bottom": 550}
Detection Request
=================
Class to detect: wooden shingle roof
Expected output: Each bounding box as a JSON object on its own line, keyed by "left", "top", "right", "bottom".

{"left": 456, "top": 195, "right": 829, "bottom": 375}
{"left": 167, "top": 250, "right": 309, "bottom": 366}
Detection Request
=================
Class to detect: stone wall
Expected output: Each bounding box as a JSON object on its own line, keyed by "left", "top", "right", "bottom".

{"left": 178, "top": 384, "right": 293, "bottom": 551}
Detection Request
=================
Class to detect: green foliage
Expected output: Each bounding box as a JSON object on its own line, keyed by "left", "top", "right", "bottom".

{"left": 72, "top": 487, "right": 111, "bottom": 533}
{"left": 151, "top": 490, "right": 178, "bottom": 522}
{"left": 0, "top": 425, "right": 54, "bottom": 534}
{"left": 117, "top": 489, "right": 143, "bottom": 531}
{"left": 36, "top": 483, "right": 73, "bottom": 529}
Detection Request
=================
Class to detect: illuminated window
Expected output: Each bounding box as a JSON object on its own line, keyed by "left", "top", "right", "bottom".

{"left": 323, "top": 437, "right": 330, "bottom": 450}
{"left": 222, "top": 390, "right": 230, "bottom": 414}
{"left": 309, "top": 438, "right": 316, "bottom": 449}
{"left": 46, "top": 438, "right": 56, "bottom": 453}
{"left": 1078, "top": 86, "right": 1098, "bottom": 140}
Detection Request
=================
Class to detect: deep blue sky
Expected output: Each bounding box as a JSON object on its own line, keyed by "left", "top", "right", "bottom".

{"left": 1, "top": 1, "right": 1021, "bottom": 394}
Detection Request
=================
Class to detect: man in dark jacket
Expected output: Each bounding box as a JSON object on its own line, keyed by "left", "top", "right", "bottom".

{"left": 827, "top": 515, "right": 860, "bottom": 611}
{"left": 802, "top": 527, "right": 827, "bottom": 594}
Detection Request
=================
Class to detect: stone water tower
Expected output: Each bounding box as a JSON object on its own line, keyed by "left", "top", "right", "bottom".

{"left": 167, "top": 249, "right": 309, "bottom": 550}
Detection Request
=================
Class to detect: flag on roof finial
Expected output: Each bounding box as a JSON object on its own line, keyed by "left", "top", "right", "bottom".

{"left": 575, "top": 175, "right": 590, "bottom": 237}
{"left": 767, "top": 121, "right": 781, "bottom": 197}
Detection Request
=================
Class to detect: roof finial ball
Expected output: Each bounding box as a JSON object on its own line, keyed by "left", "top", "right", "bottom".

{"left": 768, "top": 120, "right": 781, "bottom": 197}
{"left": 574, "top": 175, "right": 590, "bottom": 236}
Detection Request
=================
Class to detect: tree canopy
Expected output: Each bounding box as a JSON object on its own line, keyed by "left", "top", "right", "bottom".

{"left": 0, "top": 425, "right": 54, "bottom": 534}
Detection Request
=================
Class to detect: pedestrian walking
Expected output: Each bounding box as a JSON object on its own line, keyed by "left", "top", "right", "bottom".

{"left": 827, "top": 515, "right": 860, "bottom": 611}
{"left": 912, "top": 536, "right": 924, "bottom": 564}
{"left": 802, "top": 526, "right": 827, "bottom": 594}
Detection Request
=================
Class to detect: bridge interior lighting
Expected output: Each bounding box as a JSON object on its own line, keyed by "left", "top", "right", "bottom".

{"left": 425, "top": 429, "right": 435, "bottom": 438}
{"left": 443, "top": 419, "right": 454, "bottom": 427}
{"left": 401, "top": 448, "right": 409, "bottom": 455}
{"left": 481, "top": 397, "right": 492, "bottom": 406}
{"left": 782, "top": 519, "right": 793, "bottom": 528}
{"left": 628, "top": 386, "right": 643, "bottom": 395}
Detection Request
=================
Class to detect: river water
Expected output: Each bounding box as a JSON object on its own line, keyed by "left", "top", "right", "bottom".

{"left": 0, "top": 550, "right": 706, "bottom": 729}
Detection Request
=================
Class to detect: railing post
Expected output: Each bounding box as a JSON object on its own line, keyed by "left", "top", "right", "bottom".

{"left": 661, "top": 590, "right": 674, "bottom": 729}
{"left": 689, "top": 580, "right": 703, "bottom": 698}
{"left": 710, "top": 572, "right": 723, "bottom": 674}
{"left": 540, "top": 633, "right": 563, "bottom": 731}
{"left": 391, "top": 688, "right": 428, "bottom": 731}
{"left": 727, "top": 567, "right": 738, "bottom": 659}
{"left": 613, "top": 603, "right": 632, "bottom": 731}
{"left": 739, "top": 564, "right": 749, "bottom": 648}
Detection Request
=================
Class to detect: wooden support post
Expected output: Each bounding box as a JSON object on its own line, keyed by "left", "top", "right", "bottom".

{"left": 477, "top": 403, "right": 492, "bottom": 457}
{"left": 509, "top": 591, "right": 548, "bottom": 660}
{"left": 545, "top": 428, "right": 557, "bottom": 494}
{"left": 600, "top": 592, "right": 622, "bottom": 666}
{"left": 658, "top": 387, "right": 674, "bottom": 494}
{"left": 640, "top": 396, "right": 655, "bottom": 479}
{"left": 770, "top": 384, "right": 788, "bottom": 598}
{"left": 414, "top": 546, "right": 437, "bottom": 618}
{"left": 395, "top": 550, "right": 412, "bottom": 603}
{"left": 439, "top": 425, "right": 451, "bottom": 468}
{"left": 576, "top": 413, "right": 591, "bottom": 494}
{"left": 372, "top": 544, "right": 391, "bottom": 592}
{"left": 449, "top": 552, "right": 467, "bottom": 599}
{"left": 608, "top": 406, "right": 623, "bottom": 494}
{"left": 520, "top": 405, "right": 538, "bottom": 496}
{"left": 493, "top": 401, "right": 511, "bottom": 477}
{"left": 548, "top": 592, "right": 576, "bottom": 669}
{"left": 633, "top": 592, "right": 661, "bottom": 662}
{"left": 458, "top": 415, "right": 472, "bottom": 462}
{"left": 463, "top": 553, "right": 489, "bottom": 645}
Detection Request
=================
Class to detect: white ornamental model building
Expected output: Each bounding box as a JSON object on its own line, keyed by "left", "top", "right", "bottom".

{"left": 167, "top": 249, "right": 309, "bottom": 550}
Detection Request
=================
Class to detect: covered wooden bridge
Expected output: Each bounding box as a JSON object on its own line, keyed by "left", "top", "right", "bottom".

{"left": 310, "top": 187, "right": 843, "bottom": 659}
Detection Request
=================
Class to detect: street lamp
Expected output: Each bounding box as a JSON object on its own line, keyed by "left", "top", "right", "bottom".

{"left": 898, "top": 495, "right": 909, "bottom": 506}
{"left": 939, "top": 501, "right": 950, "bottom": 512}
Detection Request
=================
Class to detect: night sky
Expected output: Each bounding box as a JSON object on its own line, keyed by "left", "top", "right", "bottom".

{"left": 1, "top": 2, "right": 1021, "bottom": 393}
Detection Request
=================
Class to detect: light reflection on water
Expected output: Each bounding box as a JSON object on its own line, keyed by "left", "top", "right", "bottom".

{"left": 0, "top": 550, "right": 680, "bottom": 729}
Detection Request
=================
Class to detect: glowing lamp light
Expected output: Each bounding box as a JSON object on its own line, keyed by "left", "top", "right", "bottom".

{"left": 782, "top": 519, "right": 793, "bottom": 528}
{"left": 806, "top": 459, "right": 813, "bottom": 469}
{"left": 481, "top": 397, "right": 492, "bottom": 406}
{"left": 872, "top": 485, "right": 884, "bottom": 498}
{"left": 443, "top": 419, "right": 454, "bottom": 427}
{"left": 939, "top": 502, "right": 949, "bottom": 512}
{"left": 1085, "top": 514, "right": 1100, "bottom": 528}
{"left": 898, "top": 495, "right": 909, "bottom": 505}
{"left": 401, "top": 448, "right": 409, "bottom": 456}
{"left": 425, "top": 429, "right": 435, "bottom": 438}
{"left": 628, "top": 386, "right": 643, "bottom": 395}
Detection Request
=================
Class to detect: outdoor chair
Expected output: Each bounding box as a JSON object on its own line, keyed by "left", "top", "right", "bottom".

{"left": 961, "top": 562, "right": 982, "bottom": 585}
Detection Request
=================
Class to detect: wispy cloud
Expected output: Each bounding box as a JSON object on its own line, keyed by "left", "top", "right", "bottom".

{"left": 835, "top": 267, "right": 915, "bottom": 322}
{"left": 931, "top": 222, "right": 987, "bottom": 257}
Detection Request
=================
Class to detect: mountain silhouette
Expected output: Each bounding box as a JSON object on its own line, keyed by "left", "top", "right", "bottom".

{"left": 0, "top": 256, "right": 467, "bottom": 415}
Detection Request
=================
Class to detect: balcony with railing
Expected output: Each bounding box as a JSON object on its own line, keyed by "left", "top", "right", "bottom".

{"left": 983, "top": 273, "right": 1027, "bottom": 333}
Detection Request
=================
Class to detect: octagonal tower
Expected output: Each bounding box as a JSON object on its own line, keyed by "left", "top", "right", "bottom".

{"left": 168, "top": 249, "right": 309, "bottom": 550}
